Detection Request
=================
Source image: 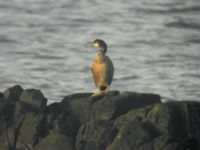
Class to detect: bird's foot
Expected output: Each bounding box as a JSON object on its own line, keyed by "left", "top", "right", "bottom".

{"left": 91, "top": 89, "right": 110, "bottom": 97}
{"left": 91, "top": 90, "right": 102, "bottom": 97}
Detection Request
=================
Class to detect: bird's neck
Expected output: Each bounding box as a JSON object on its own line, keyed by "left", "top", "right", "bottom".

{"left": 99, "top": 47, "right": 107, "bottom": 54}
{"left": 96, "top": 50, "right": 106, "bottom": 61}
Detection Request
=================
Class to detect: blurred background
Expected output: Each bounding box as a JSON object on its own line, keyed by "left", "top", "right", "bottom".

{"left": 0, "top": 0, "right": 200, "bottom": 103}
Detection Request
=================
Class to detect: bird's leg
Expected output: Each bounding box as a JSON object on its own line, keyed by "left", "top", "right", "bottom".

{"left": 91, "top": 89, "right": 102, "bottom": 97}
{"left": 91, "top": 86, "right": 111, "bottom": 97}
{"left": 105, "top": 86, "right": 110, "bottom": 94}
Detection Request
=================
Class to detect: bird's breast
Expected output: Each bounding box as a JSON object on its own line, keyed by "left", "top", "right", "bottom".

{"left": 91, "top": 55, "right": 114, "bottom": 87}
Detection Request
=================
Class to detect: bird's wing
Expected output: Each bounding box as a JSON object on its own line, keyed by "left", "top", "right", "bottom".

{"left": 104, "top": 56, "right": 114, "bottom": 85}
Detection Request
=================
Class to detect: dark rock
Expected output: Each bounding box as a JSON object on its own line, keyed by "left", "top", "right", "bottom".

{"left": 61, "top": 91, "right": 161, "bottom": 129}
{"left": 114, "top": 102, "right": 182, "bottom": 138}
{"left": 138, "top": 135, "right": 182, "bottom": 150}
{"left": 4, "top": 85, "right": 23, "bottom": 102}
{"left": 4, "top": 101, "right": 47, "bottom": 150}
{"left": 186, "top": 102, "right": 200, "bottom": 143}
{"left": 46, "top": 111, "right": 78, "bottom": 139}
{"left": 46, "top": 102, "right": 65, "bottom": 115}
{"left": 182, "top": 138, "right": 200, "bottom": 150}
{"left": 0, "top": 101, "right": 14, "bottom": 149}
{"left": 109, "top": 118, "right": 152, "bottom": 150}
{"left": 0, "top": 92, "right": 3, "bottom": 98}
{"left": 61, "top": 93, "right": 93, "bottom": 125}
{"left": 34, "top": 133, "right": 75, "bottom": 150}
{"left": 13, "top": 112, "right": 46, "bottom": 150}
{"left": 1, "top": 85, "right": 200, "bottom": 150}
{"left": 162, "top": 143, "right": 181, "bottom": 150}
{"left": 115, "top": 101, "right": 200, "bottom": 149}
{"left": 89, "top": 91, "right": 161, "bottom": 121}
{"left": 45, "top": 102, "right": 79, "bottom": 139}
{"left": 20, "top": 89, "right": 47, "bottom": 111}
{"left": 76, "top": 120, "right": 117, "bottom": 150}
{"left": 0, "top": 101, "right": 14, "bottom": 130}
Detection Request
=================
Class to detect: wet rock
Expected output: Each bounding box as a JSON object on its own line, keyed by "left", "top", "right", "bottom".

{"left": 20, "top": 89, "right": 47, "bottom": 112}
{"left": 34, "top": 133, "right": 75, "bottom": 150}
{"left": 4, "top": 85, "right": 23, "bottom": 102}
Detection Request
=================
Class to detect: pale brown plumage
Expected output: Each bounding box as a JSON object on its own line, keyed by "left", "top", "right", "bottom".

{"left": 89, "top": 39, "right": 114, "bottom": 95}
{"left": 91, "top": 53, "right": 114, "bottom": 87}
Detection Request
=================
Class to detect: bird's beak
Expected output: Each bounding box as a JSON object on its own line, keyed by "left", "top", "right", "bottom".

{"left": 86, "top": 41, "right": 94, "bottom": 45}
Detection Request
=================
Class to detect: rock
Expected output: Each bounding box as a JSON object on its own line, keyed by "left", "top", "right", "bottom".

{"left": 115, "top": 101, "right": 200, "bottom": 149}
{"left": 46, "top": 111, "right": 79, "bottom": 139}
{"left": 14, "top": 113, "right": 46, "bottom": 149}
{"left": 89, "top": 91, "right": 161, "bottom": 121}
{"left": 108, "top": 118, "right": 152, "bottom": 150}
{"left": 61, "top": 91, "right": 161, "bottom": 129}
{"left": 186, "top": 102, "right": 200, "bottom": 142}
{"left": 61, "top": 93, "right": 93, "bottom": 125}
{"left": 0, "top": 101, "right": 14, "bottom": 149}
{"left": 182, "top": 138, "right": 200, "bottom": 150}
{"left": 115, "top": 102, "right": 181, "bottom": 138}
{"left": 0, "top": 92, "right": 3, "bottom": 98}
{"left": 46, "top": 102, "right": 65, "bottom": 115}
{"left": 34, "top": 133, "right": 75, "bottom": 150}
{"left": 4, "top": 85, "right": 23, "bottom": 102}
{"left": 45, "top": 102, "right": 79, "bottom": 139}
{"left": 20, "top": 89, "right": 47, "bottom": 111}
{"left": 138, "top": 135, "right": 182, "bottom": 150}
{"left": 76, "top": 120, "right": 117, "bottom": 150}
{"left": 4, "top": 101, "right": 47, "bottom": 150}
{"left": 1, "top": 85, "right": 200, "bottom": 150}
{"left": 0, "top": 101, "right": 14, "bottom": 130}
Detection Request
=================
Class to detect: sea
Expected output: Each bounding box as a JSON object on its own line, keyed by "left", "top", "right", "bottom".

{"left": 0, "top": 0, "right": 200, "bottom": 103}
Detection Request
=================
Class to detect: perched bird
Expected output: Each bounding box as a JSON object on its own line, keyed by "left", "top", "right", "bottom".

{"left": 88, "top": 39, "right": 114, "bottom": 96}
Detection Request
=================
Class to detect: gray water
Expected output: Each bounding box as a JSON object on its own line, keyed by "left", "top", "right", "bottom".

{"left": 0, "top": 0, "right": 200, "bottom": 103}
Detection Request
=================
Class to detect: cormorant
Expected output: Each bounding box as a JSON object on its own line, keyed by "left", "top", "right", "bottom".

{"left": 88, "top": 39, "right": 114, "bottom": 96}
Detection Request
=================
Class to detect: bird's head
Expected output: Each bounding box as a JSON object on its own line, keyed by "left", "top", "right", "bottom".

{"left": 88, "top": 39, "right": 107, "bottom": 54}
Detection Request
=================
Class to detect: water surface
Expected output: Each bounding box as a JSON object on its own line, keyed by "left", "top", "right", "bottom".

{"left": 0, "top": 0, "right": 200, "bottom": 103}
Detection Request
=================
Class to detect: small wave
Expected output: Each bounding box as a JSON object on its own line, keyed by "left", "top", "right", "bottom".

{"left": 116, "top": 75, "right": 139, "bottom": 81}
{"left": 187, "top": 38, "right": 200, "bottom": 44}
{"left": 165, "top": 20, "right": 200, "bottom": 30}
{"left": 137, "top": 5, "right": 200, "bottom": 14}
{"left": 181, "top": 73, "right": 200, "bottom": 79}
{"left": 33, "top": 54, "right": 65, "bottom": 60}
{"left": 0, "top": 36, "right": 18, "bottom": 44}
{"left": 170, "top": 6, "right": 200, "bottom": 13}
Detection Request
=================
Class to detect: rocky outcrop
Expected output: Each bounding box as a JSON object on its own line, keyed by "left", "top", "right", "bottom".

{"left": 0, "top": 85, "right": 199, "bottom": 150}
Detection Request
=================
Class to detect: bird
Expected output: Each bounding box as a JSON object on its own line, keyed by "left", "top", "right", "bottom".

{"left": 88, "top": 39, "right": 114, "bottom": 96}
